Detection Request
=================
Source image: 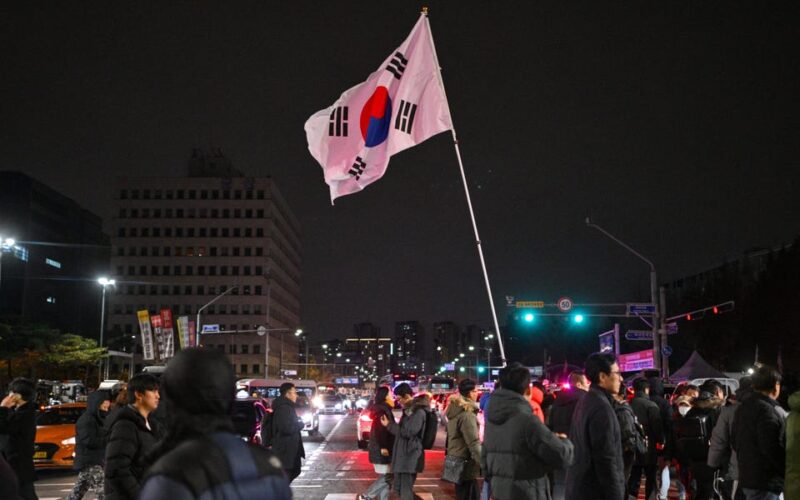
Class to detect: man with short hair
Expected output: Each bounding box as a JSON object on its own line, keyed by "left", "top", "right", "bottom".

{"left": 482, "top": 362, "right": 574, "bottom": 500}
{"left": 104, "top": 373, "right": 161, "bottom": 500}
{"left": 0, "top": 377, "right": 38, "bottom": 500}
{"left": 732, "top": 366, "right": 785, "bottom": 500}
{"left": 629, "top": 378, "right": 664, "bottom": 499}
{"left": 547, "top": 370, "right": 588, "bottom": 499}
{"left": 271, "top": 382, "right": 305, "bottom": 483}
{"left": 564, "top": 352, "right": 625, "bottom": 500}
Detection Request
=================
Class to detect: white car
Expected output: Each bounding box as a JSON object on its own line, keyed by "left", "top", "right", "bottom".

{"left": 356, "top": 409, "right": 373, "bottom": 449}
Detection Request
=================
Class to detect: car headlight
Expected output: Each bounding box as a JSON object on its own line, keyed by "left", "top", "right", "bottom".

{"left": 356, "top": 399, "right": 367, "bottom": 408}
{"left": 313, "top": 396, "right": 323, "bottom": 409}
{"left": 302, "top": 413, "right": 312, "bottom": 423}
{"left": 335, "top": 403, "right": 342, "bottom": 409}
{"left": 61, "top": 436, "right": 76, "bottom": 446}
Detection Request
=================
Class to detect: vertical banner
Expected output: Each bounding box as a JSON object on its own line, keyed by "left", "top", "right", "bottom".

{"left": 150, "top": 314, "right": 164, "bottom": 362}
{"left": 136, "top": 310, "right": 155, "bottom": 361}
{"left": 160, "top": 308, "right": 175, "bottom": 358}
{"left": 176, "top": 316, "right": 189, "bottom": 349}
{"left": 188, "top": 320, "right": 197, "bottom": 348}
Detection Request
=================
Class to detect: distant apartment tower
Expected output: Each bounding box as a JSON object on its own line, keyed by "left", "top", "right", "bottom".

{"left": 107, "top": 149, "right": 302, "bottom": 378}
{"left": 433, "top": 321, "right": 460, "bottom": 366}
{"left": 348, "top": 322, "right": 392, "bottom": 377}
{"left": 0, "top": 172, "right": 109, "bottom": 338}
{"left": 394, "top": 320, "right": 424, "bottom": 373}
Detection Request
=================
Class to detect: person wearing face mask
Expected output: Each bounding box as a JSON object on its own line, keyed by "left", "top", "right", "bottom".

{"left": 68, "top": 390, "right": 113, "bottom": 500}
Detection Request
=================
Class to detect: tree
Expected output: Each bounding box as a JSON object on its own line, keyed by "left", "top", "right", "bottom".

{"left": 41, "top": 334, "right": 106, "bottom": 381}
{"left": 0, "top": 321, "right": 61, "bottom": 381}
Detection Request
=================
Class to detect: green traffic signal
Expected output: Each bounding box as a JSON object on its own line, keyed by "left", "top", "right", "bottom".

{"left": 573, "top": 314, "right": 585, "bottom": 324}
{"left": 524, "top": 312, "right": 535, "bottom": 323}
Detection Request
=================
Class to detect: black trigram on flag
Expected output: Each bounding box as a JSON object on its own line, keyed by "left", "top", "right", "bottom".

{"left": 394, "top": 100, "right": 417, "bottom": 134}
{"left": 349, "top": 156, "right": 366, "bottom": 180}
{"left": 328, "top": 106, "right": 348, "bottom": 137}
{"left": 385, "top": 51, "right": 408, "bottom": 80}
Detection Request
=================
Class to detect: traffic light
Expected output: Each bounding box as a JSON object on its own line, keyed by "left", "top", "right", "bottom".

{"left": 524, "top": 312, "right": 535, "bottom": 323}
{"left": 477, "top": 365, "right": 485, "bottom": 374}
{"left": 572, "top": 314, "right": 585, "bottom": 324}
{"left": 459, "top": 366, "right": 465, "bottom": 373}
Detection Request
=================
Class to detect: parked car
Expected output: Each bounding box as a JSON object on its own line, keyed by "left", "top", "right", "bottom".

{"left": 34, "top": 402, "right": 87, "bottom": 468}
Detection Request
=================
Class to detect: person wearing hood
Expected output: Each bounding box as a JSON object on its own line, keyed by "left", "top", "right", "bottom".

{"left": 103, "top": 373, "right": 161, "bottom": 500}
{"left": 67, "top": 389, "right": 112, "bottom": 500}
{"left": 378, "top": 383, "right": 430, "bottom": 500}
{"left": 446, "top": 379, "right": 482, "bottom": 500}
{"left": 0, "top": 377, "right": 37, "bottom": 500}
{"left": 360, "top": 385, "right": 396, "bottom": 500}
{"left": 678, "top": 379, "right": 725, "bottom": 500}
{"left": 564, "top": 352, "right": 625, "bottom": 500}
{"left": 483, "top": 362, "right": 574, "bottom": 500}
{"left": 270, "top": 382, "right": 306, "bottom": 483}
{"left": 786, "top": 389, "right": 800, "bottom": 500}
{"left": 528, "top": 382, "right": 546, "bottom": 423}
{"left": 732, "top": 365, "right": 785, "bottom": 500}
{"left": 138, "top": 348, "right": 291, "bottom": 499}
{"left": 629, "top": 378, "right": 664, "bottom": 500}
{"left": 707, "top": 377, "right": 752, "bottom": 500}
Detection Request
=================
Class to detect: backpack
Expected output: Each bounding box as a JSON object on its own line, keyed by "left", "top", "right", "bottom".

{"left": 207, "top": 432, "right": 292, "bottom": 499}
{"left": 420, "top": 408, "right": 438, "bottom": 450}
{"left": 675, "top": 413, "right": 710, "bottom": 461}
{"left": 615, "top": 404, "right": 647, "bottom": 461}
{"left": 260, "top": 411, "right": 274, "bottom": 448}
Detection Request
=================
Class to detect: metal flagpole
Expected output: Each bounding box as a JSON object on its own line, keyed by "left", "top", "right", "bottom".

{"left": 422, "top": 8, "right": 507, "bottom": 366}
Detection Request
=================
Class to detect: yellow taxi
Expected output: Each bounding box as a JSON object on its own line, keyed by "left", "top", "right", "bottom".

{"left": 34, "top": 402, "right": 86, "bottom": 468}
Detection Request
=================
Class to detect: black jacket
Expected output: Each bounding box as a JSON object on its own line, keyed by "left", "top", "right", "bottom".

{"left": 367, "top": 401, "right": 395, "bottom": 465}
{"left": 547, "top": 388, "right": 585, "bottom": 437}
{"left": 103, "top": 405, "right": 161, "bottom": 500}
{"left": 682, "top": 391, "right": 724, "bottom": 462}
{"left": 270, "top": 395, "right": 305, "bottom": 472}
{"left": 564, "top": 386, "right": 625, "bottom": 500}
{"left": 0, "top": 401, "right": 37, "bottom": 483}
{"left": 648, "top": 377, "right": 674, "bottom": 457}
{"left": 732, "top": 392, "right": 786, "bottom": 493}
{"left": 482, "top": 388, "right": 574, "bottom": 500}
{"left": 74, "top": 390, "right": 110, "bottom": 470}
{"left": 630, "top": 392, "right": 664, "bottom": 464}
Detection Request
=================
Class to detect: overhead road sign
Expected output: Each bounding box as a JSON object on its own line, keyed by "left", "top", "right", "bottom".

{"left": 627, "top": 303, "right": 656, "bottom": 316}
{"left": 557, "top": 297, "right": 574, "bottom": 312}
{"left": 625, "top": 330, "right": 653, "bottom": 341}
{"left": 201, "top": 324, "right": 220, "bottom": 333}
{"left": 516, "top": 301, "right": 545, "bottom": 308}
{"left": 618, "top": 349, "right": 655, "bottom": 372}
{"left": 667, "top": 322, "right": 678, "bottom": 335}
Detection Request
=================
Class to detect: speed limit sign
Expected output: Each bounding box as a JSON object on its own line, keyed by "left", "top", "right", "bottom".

{"left": 557, "top": 297, "right": 574, "bottom": 312}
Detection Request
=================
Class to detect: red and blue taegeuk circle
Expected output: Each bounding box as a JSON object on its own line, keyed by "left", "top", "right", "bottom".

{"left": 360, "top": 86, "right": 392, "bottom": 147}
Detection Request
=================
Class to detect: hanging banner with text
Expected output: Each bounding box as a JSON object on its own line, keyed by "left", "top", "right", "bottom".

{"left": 188, "top": 320, "right": 197, "bottom": 348}
{"left": 618, "top": 349, "right": 655, "bottom": 373}
{"left": 176, "top": 316, "right": 189, "bottom": 349}
{"left": 160, "top": 308, "right": 175, "bottom": 358}
{"left": 136, "top": 310, "right": 155, "bottom": 361}
{"left": 150, "top": 314, "right": 164, "bottom": 362}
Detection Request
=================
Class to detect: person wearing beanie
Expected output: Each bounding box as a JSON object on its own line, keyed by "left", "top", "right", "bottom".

{"left": 138, "top": 347, "right": 291, "bottom": 499}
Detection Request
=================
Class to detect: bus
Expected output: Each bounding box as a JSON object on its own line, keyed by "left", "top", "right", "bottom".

{"left": 378, "top": 372, "right": 419, "bottom": 392}
{"left": 418, "top": 375, "right": 456, "bottom": 395}
{"left": 236, "top": 378, "right": 317, "bottom": 402}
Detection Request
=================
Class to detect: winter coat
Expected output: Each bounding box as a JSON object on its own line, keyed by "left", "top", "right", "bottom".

{"left": 564, "top": 386, "right": 625, "bottom": 500}
{"left": 445, "top": 394, "right": 482, "bottom": 481}
{"left": 630, "top": 392, "right": 663, "bottom": 465}
{"left": 387, "top": 393, "right": 430, "bottom": 474}
{"left": 103, "top": 405, "right": 161, "bottom": 500}
{"left": 614, "top": 400, "right": 637, "bottom": 479}
{"left": 74, "top": 390, "right": 111, "bottom": 470}
{"left": 731, "top": 392, "right": 786, "bottom": 494}
{"left": 270, "top": 395, "right": 305, "bottom": 472}
{"left": 0, "top": 454, "right": 19, "bottom": 499}
{"left": 482, "top": 388, "right": 574, "bottom": 500}
{"left": 139, "top": 432, "right": 292, "bottom": 500}
{"left": 707, "top": 401, "right": 740, "bottom": 479}
{"left": 786, "top": 391, "right": 800, "bottom": 500}
{"left": 547, "top": 388, "right": 585, "bottom": 437}
{"left": 683, "top": 391, "right": 724, "bottom": 463}
{"left": 0, "top": 401, "right": 36, "bottom": 483}
{"left": 528, "top": 386, "right": 545, "bottom": 423}
{"left": 648, "top": 377, "right": 674, "bottom": 457}
{"left": 368, "top": 401, "right": 396, "bottom": 465}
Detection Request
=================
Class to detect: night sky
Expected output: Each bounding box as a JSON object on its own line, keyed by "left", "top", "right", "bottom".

{"left": 3, "top": 2, "right": 798, "bottom": 348}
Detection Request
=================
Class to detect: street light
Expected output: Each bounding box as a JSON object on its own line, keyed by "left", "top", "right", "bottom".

{"left": 586, "top": 217, "right": 664, "bottom": 377}
{"left": 0, "top": 236, "right": 17, "bottom": 292}
{"left": 97, "top": 276, "right": 116, "bottom": 383}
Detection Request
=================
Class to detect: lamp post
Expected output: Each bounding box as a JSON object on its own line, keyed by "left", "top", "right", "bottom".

{"left": 196, "top": 285, "right": 238, "bottom": 334}
{"left": 97, "top": 277, "right": 115, "bottom": 383}
{"left": 586, "top": 217, "right": 666, "bottom": 377}
{"left": 294, "top": 329, "right": 308, "bottom": 379}
{"left": 0, "top": 236, "right": 16, "bottom": 292}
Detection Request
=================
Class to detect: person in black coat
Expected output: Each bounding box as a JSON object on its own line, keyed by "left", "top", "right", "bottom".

{"left": 138, "top": 348, "right": 291, "bottom": 499}
{"left": 731, "top": 365, "right": 785, "bottom": 498}
{"left": 103, "top": 373, "right": 161, "bottom": 500}
{"left": 270, "top": 382, "right": 305, "bottom": 482}
{"left": 547, "top": 370, "right": 589, "bottom": 437}
{"left": 629, "top": 378, "right": 664, "bottom": 500}
{"left": 0, "top": 377, "right": 38, "bottom": 500}
{"left": 68, "top": 389, "right": 112, "bottom": 500}
{"left": 564, "top": 352, "right": 626, "bottom": 500}
{"left": 361, "top": 385, "right": 396, "bottom": 500}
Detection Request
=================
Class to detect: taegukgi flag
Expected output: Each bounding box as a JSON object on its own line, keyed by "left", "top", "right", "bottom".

{"left": 305, "top": 13, "right": 453, "bottom": 202}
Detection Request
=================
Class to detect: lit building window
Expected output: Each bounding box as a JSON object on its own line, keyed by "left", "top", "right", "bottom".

{"left": 46, "top": 296, "right": 56, "bottom": 304}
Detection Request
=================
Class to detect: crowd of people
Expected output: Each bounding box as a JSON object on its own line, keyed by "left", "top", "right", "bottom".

{"left": 1, "top": 348, "right": 799, "bottom": 500}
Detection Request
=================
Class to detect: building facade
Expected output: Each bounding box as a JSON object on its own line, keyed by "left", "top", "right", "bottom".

{"left": 394, "top": 320, "right": 424, "bottom": 373}
{"left": 107, "top": 150, "right": 302, "bottom": 378}
{"left": 0, "top": 171, "right": 109, "bottom": 338}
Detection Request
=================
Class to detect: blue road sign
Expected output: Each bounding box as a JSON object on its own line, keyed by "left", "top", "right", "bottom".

{"left": 625, "top": 330, "right": 653, "bottom": 341}
{"left": 661, "top": 346, "right": 673, "bottom": 357}
{"left": 627, "top": 303, "right": 656, "bottom": 315}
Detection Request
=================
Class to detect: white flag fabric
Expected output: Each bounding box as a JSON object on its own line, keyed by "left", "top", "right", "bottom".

{"left": 305, "top": 14, "right": 453, "bottom": 203}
